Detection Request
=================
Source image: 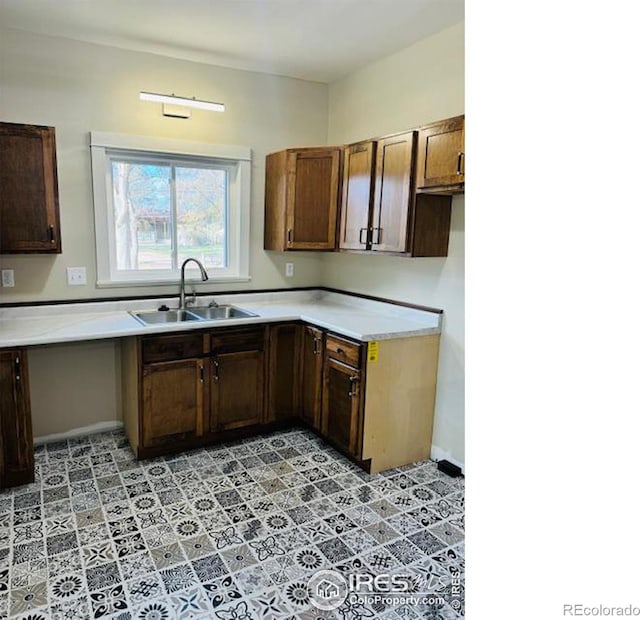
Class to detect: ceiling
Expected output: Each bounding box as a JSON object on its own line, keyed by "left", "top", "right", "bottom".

{"left": 0, "top": 0, "right": 464, "bottom": 83}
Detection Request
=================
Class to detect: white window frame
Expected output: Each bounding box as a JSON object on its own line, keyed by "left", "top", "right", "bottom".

{"left": 90, "top": 132, "right": 251, "bottom": 287}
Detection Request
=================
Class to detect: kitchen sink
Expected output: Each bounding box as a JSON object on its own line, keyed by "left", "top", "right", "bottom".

{"left": 130, "top": 309, "right": 202, "bottom": 325}
{"left": 130, "top": 305, "right": 257, "bottom": 326}
{"left": 188, "top": 305, "right": 257, "bottom": 320}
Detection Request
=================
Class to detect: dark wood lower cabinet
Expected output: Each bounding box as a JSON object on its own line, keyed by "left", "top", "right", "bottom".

{"left": 0, "top": 349, "right": 35, "bottom": 488}
{"left": 211, "top": 349, "right": 264, "bottom": 432}
{"left": 321, "top": 344, "right": 364, "bottom": 460}
{"left": 141, "top": 358, "right": 205, "bottom": 448}
{"left": 266, "top": 324, "right": 300, "bottom": 423}
{"left": 122, "top": 322, "right": 440, "bottom": 474}
{"left": 300, "top": 325, "right": 324, "bottom": 430}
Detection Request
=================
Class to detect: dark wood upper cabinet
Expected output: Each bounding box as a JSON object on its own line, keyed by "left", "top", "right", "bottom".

{"left": 415, "top": 115, "right": 465, "bottom": 194}
{"left": 0, "top": 122, "right": 62, "bottom": 253}
{"left": 264, "top": 147, "right": 341, "bottom": 251}
{"left": 0, "top": 350, "right": 35, "bottom": 489}
{"left": 339, "top": 141, "right": 376, "bottom": 251}
{"left": 371, "top": 131, "right": 417, "bottom": 253}
{"left": 338, "top": 122, "right": 457, "bottom": 258}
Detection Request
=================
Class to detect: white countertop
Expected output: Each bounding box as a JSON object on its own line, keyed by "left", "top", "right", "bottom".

{"left": 0, "top": 290, "right": 442, "bottom": 348}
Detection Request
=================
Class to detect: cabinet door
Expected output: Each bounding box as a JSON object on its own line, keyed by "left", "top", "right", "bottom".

{"left": 211, "top": 350, "right": 264, "bottom": 432}
{"left": 0, "top": 350, "right": 34, "bottom": 488}
{"left": 339, "top": 142, "right": 376, "bottom": 250}
{"left": 0, "top": 123, "right": 61, "bottom": 253}
{"left": 371, "top": 131, "right": 416, "bottom": 253}
{"left": 322, "top": 358, "right": 362, "bottom": 459}
{"left": 142, "top": 359, "right": 205, "bottom": 448}
{"left": 415, "top": 116, "right": 465, "bottom": 190}
{"left": 266, "top": 324, "right": 300, "bottom": 423}
{"left": 300, "top": 326, "right": 324, "bottom": 430}
{"left": 286, "top": 149, "right": 341, "bottom": 250}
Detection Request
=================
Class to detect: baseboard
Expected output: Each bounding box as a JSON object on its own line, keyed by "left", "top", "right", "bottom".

{"left": 430, "top": 444, "right": 465, "bottom": 474}
{"left": 34, "top": 421, "right": 124, "bottom": 446}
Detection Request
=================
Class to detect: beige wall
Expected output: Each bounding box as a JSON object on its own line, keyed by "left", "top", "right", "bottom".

{"left": 0, "top": 27, "right": 327, "bottom": 303}
{"left": 28, "top": 340, "right": 122, "bottom": 437}
{"left": 1, "top": 25, "right": 465, "bottom": 464}
{"left": 323, "top": 22, "right": 465, "bottom": 465}
{"left": 0, "top": 28, "right": 328, "bottom": 436}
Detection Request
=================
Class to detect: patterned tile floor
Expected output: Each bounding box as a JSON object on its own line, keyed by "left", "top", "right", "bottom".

{"left": 0, "top": 428, "right": 465, "bottom": 619}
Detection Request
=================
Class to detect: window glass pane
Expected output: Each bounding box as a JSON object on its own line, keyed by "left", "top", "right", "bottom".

{"left": 175, "top": 166, "right": 228, "bottom": 269}
{"left": 111, "top": 160, "right": 172, "bottom": 270}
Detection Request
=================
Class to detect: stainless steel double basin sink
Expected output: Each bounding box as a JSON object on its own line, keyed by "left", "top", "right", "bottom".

{"left": 130, "top": 305, "right": 257, "bottom": 326}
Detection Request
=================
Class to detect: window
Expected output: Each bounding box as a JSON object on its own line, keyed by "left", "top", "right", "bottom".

{"left": 91, "top": 133, "right": 251, "bottom": 286}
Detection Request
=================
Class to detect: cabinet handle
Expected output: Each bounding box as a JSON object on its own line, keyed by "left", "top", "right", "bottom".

{"left": 358, "top": 228, "right": 368, "bottom": 245}
{"left": 48, "top": 225, "right": 56, "bottom": 244}
{"left": 14, "top": 355, "right": 21, "bottom": 382}
{"left": 287, "top": 229, "right": 293, "bottom": 245}
{"left": 199, "top": 362, "right": 204, "bottom": 383}
{"left": 372, "top": 228, "right": 382, "bottom": 245}
{"left": 348, "top": 375, "right": 359, "bottom": 397}
{"left": 312, "top": 337, "right": 320, "bottom": 356}
{"left": 213, "top": 360, "right": 220, "bottom": 382}
{"left": 456, "top": 152, "right": 464, "bottom": 175}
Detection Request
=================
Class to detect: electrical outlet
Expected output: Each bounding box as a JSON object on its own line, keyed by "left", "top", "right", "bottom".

{"left": 1, "top": 269, "right": 15, "bottom": 287}
{"left": 285, "top": 262, "right": 294, "bottom": 277}
{"left": 67, "top": 267, "right": 87, "bottom": 286}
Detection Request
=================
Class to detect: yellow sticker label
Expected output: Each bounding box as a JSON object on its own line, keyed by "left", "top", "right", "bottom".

{"left": 368, "top": 341, "right": 379, "bottom": 363}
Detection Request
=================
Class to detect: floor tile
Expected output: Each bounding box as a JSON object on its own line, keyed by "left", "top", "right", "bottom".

{"left": 1, "top": 427, "right": 465, "bottom": 617}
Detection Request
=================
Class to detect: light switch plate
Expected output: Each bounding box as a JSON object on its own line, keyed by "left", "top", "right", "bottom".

{"left": 1, "top": 269, "right": 15, "bottom": 287}
{"left": 285, "top": 262, "right": 294, "bottom": 277}
{"left": 67, "top": 267, "right": 87, "bottom": 286}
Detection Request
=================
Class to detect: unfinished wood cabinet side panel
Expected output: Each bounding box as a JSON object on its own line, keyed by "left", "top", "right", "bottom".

{"left": 362, "top": 335, "right": 440, "bottom": 473}
{"left": 121, "top": 337, "right": 140, "bottom": 454}
{"left": 264, "top": 151, "right": 288, "bottom": 251}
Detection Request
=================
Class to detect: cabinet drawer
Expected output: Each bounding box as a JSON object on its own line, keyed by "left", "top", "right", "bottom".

{"left": 325, "top": 334, "right": 361, "bottom": 367}
{"left": 210, "top": 327, "right": 265, "bottom": 353}
{"left": 142, "top": 333, "right": 206, "bottom": 363}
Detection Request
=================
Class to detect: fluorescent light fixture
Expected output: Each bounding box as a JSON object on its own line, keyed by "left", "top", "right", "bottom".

{"left": 139, "top": 91, "right": 225, "bottom": 113}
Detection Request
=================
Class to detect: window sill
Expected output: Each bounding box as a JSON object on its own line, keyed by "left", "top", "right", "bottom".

{"left": 96, "top": 276, "right": 252, "bottom": 289}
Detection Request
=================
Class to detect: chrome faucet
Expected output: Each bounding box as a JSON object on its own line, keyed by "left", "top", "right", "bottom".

{"left": 179, "top": 258, "right": 209, "bottom": 310}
